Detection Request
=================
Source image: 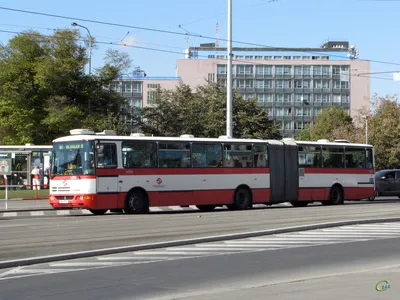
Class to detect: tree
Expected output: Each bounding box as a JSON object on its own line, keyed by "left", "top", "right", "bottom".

{"left": 0, "top": 29, "right": 128, "bottom": 144}
{"left": 298, "top": 107, "right": 354, "bottom": 141}
{"left": 366, "top": 94, "right": 400, "bottom": 170}
{"left": 141, "top": 83, "right": 281, "bottom": 139}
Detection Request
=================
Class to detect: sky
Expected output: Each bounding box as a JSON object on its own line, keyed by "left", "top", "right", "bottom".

{"left": 0, "top": 0, "right": 399, "bottom": 97}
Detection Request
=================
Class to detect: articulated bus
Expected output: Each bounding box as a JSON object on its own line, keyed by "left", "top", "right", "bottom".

{"left": 48, "top": 129, "right": 375, "bottom": 215}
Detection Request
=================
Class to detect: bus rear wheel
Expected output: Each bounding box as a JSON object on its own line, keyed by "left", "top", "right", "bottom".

{"left": 125, "top": 189, "right": 149, "bottom": 214}
{"left": 89, "top": 209, "right": 108, "bottom": 215}
{"left": 323, "top": 185, "right": 344, "bottom": 205}
{"left": 196, "top": 205, "right": 216, "bottom": 212}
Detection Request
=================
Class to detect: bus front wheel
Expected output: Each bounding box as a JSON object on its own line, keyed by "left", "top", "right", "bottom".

{"left": 228, "top": 187, "right": 252, "bottom": 210}
{"left": 125, "top": 189, "right": 149, "bottom": 214}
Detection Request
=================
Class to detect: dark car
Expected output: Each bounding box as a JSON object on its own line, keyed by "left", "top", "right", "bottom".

{"left": 371, "top": 169, "right": 400, "bottom": 200}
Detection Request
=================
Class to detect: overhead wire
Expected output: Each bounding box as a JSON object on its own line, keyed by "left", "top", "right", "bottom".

{"left": 0, "top": 28, "right": 396, "bottom": 81}
{"left": 1, "top": 6, "right": 400, "bottom": 67}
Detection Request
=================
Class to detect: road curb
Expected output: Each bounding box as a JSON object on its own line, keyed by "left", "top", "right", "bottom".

{"left": 0, "top": 208, "right": 55, "bottom": 213}
{"left": 1, "top": 217, "right": 400, "bottom": 269}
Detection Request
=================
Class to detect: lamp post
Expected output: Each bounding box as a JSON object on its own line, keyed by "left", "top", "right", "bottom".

{"left": 362, "top": 115, "right": 369, "bottom": 144}
{"left": 71, "top": 22, "right": 92, "bottom": 75}
{"left": 226, "top": 0, "right": 233, "bottom": 138}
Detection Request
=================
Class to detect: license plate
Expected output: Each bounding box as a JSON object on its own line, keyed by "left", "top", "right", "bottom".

{"left": 59, "top": 200, "right": 69, "bottom": 204}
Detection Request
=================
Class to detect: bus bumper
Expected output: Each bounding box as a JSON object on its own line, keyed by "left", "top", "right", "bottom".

{"left": 49, "top": 194, "right": 96, "bottom": 209}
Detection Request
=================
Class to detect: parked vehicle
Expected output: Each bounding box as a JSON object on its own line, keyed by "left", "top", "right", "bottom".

{"left": 369, "top": 169, "right": 400, "bottom": 200}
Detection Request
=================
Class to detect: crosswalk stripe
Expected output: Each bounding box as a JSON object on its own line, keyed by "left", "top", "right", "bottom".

{"left": 133, "top": 251, "right": 217, "bottom": 255}
{"left": 50, "top": 262, "right": 123, "bottom": 267}
{"left": 97, "top": 256, "right": 171, "bottom": 260}
{"left": 194, "top": 244, "right": 284, "bottom": 248}
{"left": 166, "top": 247, "right": 264, "bottom": 251}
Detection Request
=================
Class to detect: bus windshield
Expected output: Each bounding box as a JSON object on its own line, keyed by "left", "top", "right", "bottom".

{"left": 51, "top": 141, "right": 95, "bottom": 176}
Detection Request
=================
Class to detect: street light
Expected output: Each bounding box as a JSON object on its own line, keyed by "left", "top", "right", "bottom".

{"left": 362, "top": 115, "right": 369, "bottom": 144}
{"left": 71, "top": 22, "right": 92, "bottom": 75}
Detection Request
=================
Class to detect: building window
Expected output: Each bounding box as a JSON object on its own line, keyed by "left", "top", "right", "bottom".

{"left": 313, "top": 66, "right": 322, "bottom": 75}
{"left": 333, "top": 80, "right": 341, "bottom": 89}
{"left": 342, "top": 94, "right": 350, "bottom": 103}
{"left": 208, "top": 73, "right": 215, "bottom": 83}
{"left": 294, "top": 94, "right": 309, "bottom": 103}
{"left": 332, "top": 66, "right": 340, "bottom": 75}
{"left": 314, "top": 80, "right": 322, "bottom": 89}
{"left": 236, "top": 79, "right": 253, "bottom": 88}
{"left": 341, "top": 81, "right": 349, "bottom": 89}
{"left": 236, "top": 65, "right": 253, "bottom": 75}
{"left": 322, "top": 66, "right": 330, "bottom": 76}
{"left": 283, "top": 121, "right": 292, "bottom": 130}
{"left": 267, "top": 108, "right": 274, "bottom": 116}
{"left": 275, "top": 66, "right": 284, "bottom": 75}
{"left": 314, "top": 108, "right": 322, "bottom": 116}
{"left": 256, "top": 80, "right": 273, "bottom": 88}
{"left": 276, "top": 94, "right": 291, "bottom": 102}
{"left": 294, "top": 66, "right": 303, "bottom": 75}
{"left": 255, "top": 56, "right": 263, "bottom": 60}
{"left": 256, "top": 65, "right": 273, "bottom": 75}
{"left": 147, "top": 91, "right": 160, "bottom": 105}
{"left": 332, "top": 94, "right": 341, "bottom": 103}
{"left": 303, "top": 66, "right": 311, "bottom": 75}
{"left": 147, "top": 84, "right": 160, "bottom": 89}
{"left": 217, "top": 64, "right": 227, "bottom": 74}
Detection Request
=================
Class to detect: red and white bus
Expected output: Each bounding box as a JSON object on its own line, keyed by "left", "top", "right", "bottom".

{"left": 48, "top": 129, "right": 375, "bottom": 215}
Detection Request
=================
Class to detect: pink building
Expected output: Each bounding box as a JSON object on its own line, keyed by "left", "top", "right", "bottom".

{"left": 176, "top": 41, "right": 370, "bottom": 137}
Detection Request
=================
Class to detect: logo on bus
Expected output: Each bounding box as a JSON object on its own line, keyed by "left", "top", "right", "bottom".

{"left": 156, "top": 178, "right": 162, "bottom": 184}
{"left": 62, "top": 180, "right": 68, "bottom": 187}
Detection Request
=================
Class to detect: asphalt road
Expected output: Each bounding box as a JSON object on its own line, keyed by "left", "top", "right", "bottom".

{"left": 0, "top": 200, "right": 399, "bottom": 262}
{"left": 0, "top": 224, "right": 399, "bottom": 300}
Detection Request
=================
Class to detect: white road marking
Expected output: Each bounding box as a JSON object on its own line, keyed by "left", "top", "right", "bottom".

{"left": 166, "top": 247, "right": 263, "bottom": 251}
{"left": 97, "top": 256, "right": 171, "bottom": 261}
{"left": 2, "top": 212, "right": 17, "bottom": 217}
{"left": 30, "top": 211, "right": 44, "bottom": 216}
{"left": 56, "top": 210, "right": 70, "bottom": 215}
{"left": 50, "top": 262, "right": 125, "bottom": 267}
{"left": 150, "top": 207, "right": 163, "bottom": 212}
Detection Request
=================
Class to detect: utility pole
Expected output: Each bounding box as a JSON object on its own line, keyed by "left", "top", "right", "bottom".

{"left": 226, "top": 0, "right": 233, "bottom": 138}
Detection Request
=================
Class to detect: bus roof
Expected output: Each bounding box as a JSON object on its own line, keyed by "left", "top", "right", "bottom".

{"left": 0, "top": 145, "right": 52, "bottom": 150}
{"left": 52, "top": 130, "right": 373, "bottom": 148}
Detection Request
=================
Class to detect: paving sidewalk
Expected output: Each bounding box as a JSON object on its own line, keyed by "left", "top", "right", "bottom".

{"left": 0, "top": 199, "right": 52, "bottom": 212}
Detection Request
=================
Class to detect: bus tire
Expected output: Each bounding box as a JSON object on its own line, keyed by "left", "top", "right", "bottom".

{"left": 89, "top": 209, "right": 108, "bottom": 215}
{"left": 125, "top": 189, "right": 149, "bottom": 214}
{"left": 196, "top": 205, "right": 216, "bottom": 212}
{"left": 228, "top": 186, "right": 252, "bottom": 210}
{"left": 290, "top": 201, "right": 309, "bottom": 207}
{"left": 329, "top": 185, "right": 344, "bottom": 205}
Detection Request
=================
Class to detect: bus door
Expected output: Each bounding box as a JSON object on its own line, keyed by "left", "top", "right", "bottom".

{"left": 96, "top": 142, "right": 119, "bottom": 208}
{"left": 268, "top": 141, "right": 299, "bottom": 203}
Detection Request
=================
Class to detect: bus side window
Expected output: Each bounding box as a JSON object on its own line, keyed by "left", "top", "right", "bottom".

{"left": 97, "top": 144, "right": 117, "bottom": 168}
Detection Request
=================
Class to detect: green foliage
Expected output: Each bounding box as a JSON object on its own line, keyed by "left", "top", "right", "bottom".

{"left": 141, "top": 83, "right": 281, "bottom": 139}
{"left": 0, "top": 29, "right": 127, "bottom": 144}
{"left": 298, "top": 106, "right": 353, "bottom": 141}
{"left": 367, "top": 95, "right": 400, "bottom": 170}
